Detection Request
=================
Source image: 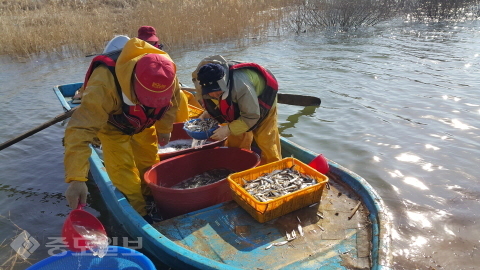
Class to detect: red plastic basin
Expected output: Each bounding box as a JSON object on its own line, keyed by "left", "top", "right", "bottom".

{"left": 158, "top": 122, "right": 225, "bottom": 160}
{"left": 145, "top": 147, "right": 260, "bottom": 219}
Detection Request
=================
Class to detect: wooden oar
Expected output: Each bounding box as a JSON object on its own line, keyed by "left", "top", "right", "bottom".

{"left": 0, "top": 107, "right": 78, "bottom": 151}
{"left": 181, "top": 87, "right": 321, "bottom": 107}
{"left": 277, "top": 93, "right": 321, "bottom": 107}
{"left": 1, "top": 87, "right": 320, "bottom": 151}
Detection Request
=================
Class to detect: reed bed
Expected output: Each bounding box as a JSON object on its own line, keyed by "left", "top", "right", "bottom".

{"left": 1, "top": 0, "right": 478, "bottom": 59}
{"left": 0, "top": 0, "right": 299, "bottom": 58}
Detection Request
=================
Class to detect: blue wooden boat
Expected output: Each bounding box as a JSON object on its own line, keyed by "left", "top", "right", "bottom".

{"left": 54, "top": 82, "right": 393, "bottom": 270}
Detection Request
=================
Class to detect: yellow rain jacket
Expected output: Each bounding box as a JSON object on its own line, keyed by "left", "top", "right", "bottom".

{"left": 175, "top": 89, "right": 204, "bottom": 122}
{"left": 64, "top": 38, "right": 181, "bottom": 216}
{"left": 192, "top": 55, "right": 281, "bottom": 164}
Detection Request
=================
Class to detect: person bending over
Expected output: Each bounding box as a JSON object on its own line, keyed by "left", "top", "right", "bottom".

{"left": 64, "top": 38, "right": 181, "bottom": 223}
{"left": 192, "top": 55, "right": 281, "bottom": 165}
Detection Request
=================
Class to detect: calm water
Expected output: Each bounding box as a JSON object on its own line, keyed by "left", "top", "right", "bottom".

{"left": 1, "top": 19, "right": 480, "bottom": 269}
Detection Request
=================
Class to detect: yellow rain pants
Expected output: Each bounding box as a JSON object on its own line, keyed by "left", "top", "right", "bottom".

{"left": 97, "top": 124, "right": 159, "bottom": 216}
{"left": 226, "top": 106, "right": 281, "bottom": 165}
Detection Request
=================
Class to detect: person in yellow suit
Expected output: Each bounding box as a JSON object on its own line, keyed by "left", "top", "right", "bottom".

{"left": 191, "top": 55, "right": 281, "bottom": 164}
{"left": 64, "top": 38, "right": 181, "bottom": 223}
{"left": 73, "top": 26, "right": 202, "bottom": 123}
{"left": 137, "top": 25, "right": 203, "bottom": 122}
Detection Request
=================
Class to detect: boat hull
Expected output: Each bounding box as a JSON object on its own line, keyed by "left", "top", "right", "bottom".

{"left": 54, "top": 83, "right": 392, "bottom": 269}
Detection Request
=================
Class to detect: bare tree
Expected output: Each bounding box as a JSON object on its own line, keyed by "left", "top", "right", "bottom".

{"left": 289, "top": 0, "right": 480, "bottom": 32}
{"left": 402, "top": 0, "right": 480, "bottom": 20}
{"left": 289, "top": 0, "right": 399, "bottom": 32}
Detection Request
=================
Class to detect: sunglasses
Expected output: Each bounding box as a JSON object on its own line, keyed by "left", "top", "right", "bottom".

{"left": 153, "top": 42, "right": 164, "bottom": 50}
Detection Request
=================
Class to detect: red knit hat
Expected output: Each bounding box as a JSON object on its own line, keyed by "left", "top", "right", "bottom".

{"left": 137, "top": 26, "right": 159, "bottom": 42}
{"left": 134, "top": 54, "right": 176, "bottom": 108}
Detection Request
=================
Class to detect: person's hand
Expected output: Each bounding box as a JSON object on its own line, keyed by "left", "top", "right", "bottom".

{"left": 158, "top": 133, "right": 171, "bottom": 146}
{"left": 65, "top": 181, "right": 88, "bottom": 209}
{"left": 198, "top": 110, "right": 211, "bottom": 120}
{"left": 210, "top": 125, "right": 231, "bottom": 141}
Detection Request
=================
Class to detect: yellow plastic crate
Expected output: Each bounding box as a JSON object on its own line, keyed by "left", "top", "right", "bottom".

{"left": 227, "top": 157, "right": 329, "bottom": 223}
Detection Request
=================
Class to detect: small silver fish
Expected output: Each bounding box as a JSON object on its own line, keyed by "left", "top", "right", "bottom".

{"left": 297, "top": 224, "right": 304, "bottom": 237}
{"left": 184, "top": 118, "right": 218, "bottom": 132}
{"left": 273, "top": 241, "right": 289, "bottom": 246}
{"left": 171, "top": 168, "right": 234, "bottom": 189}
{"left": 285, "top": 231, "right": 291, "bottom": 241}
{"left": 290, "top": 230, "right": 297, "bottom": 240}
{"left": 243, "top": 167, "right": 318, "bottom": 201}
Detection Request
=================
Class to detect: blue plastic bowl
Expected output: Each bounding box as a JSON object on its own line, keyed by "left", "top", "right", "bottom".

{"left": 183, "top": 119, "right": 218, "bottom": 140}
{"left": 26, "top": 246, "right": 156, "bottom": 270}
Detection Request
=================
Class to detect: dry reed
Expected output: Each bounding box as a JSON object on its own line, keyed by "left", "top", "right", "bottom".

{"left": 0, "top": 214, "right": 32, "bottom": 270}
{"left": 0, "top": 0, "right": 299, "bottom": 59}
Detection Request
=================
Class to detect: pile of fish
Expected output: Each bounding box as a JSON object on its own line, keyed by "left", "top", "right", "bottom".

{"left": 158, "top": 139, "right": 194, "bottom": 154}
{"left": 184, "top": 118, "right": 219, "bottom": 132}
{"left": 171, "top": 168, "right": 235, "bottom": 189}
{"left": 242, "top": 166, "right": 317, "bottom": 202}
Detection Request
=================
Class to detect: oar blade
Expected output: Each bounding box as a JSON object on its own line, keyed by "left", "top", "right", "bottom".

{"left": 277, "top": 93, "right": 321, "bottom": 107}
{"left": 181, "top": 87, "right": 321, "bottom": 107}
